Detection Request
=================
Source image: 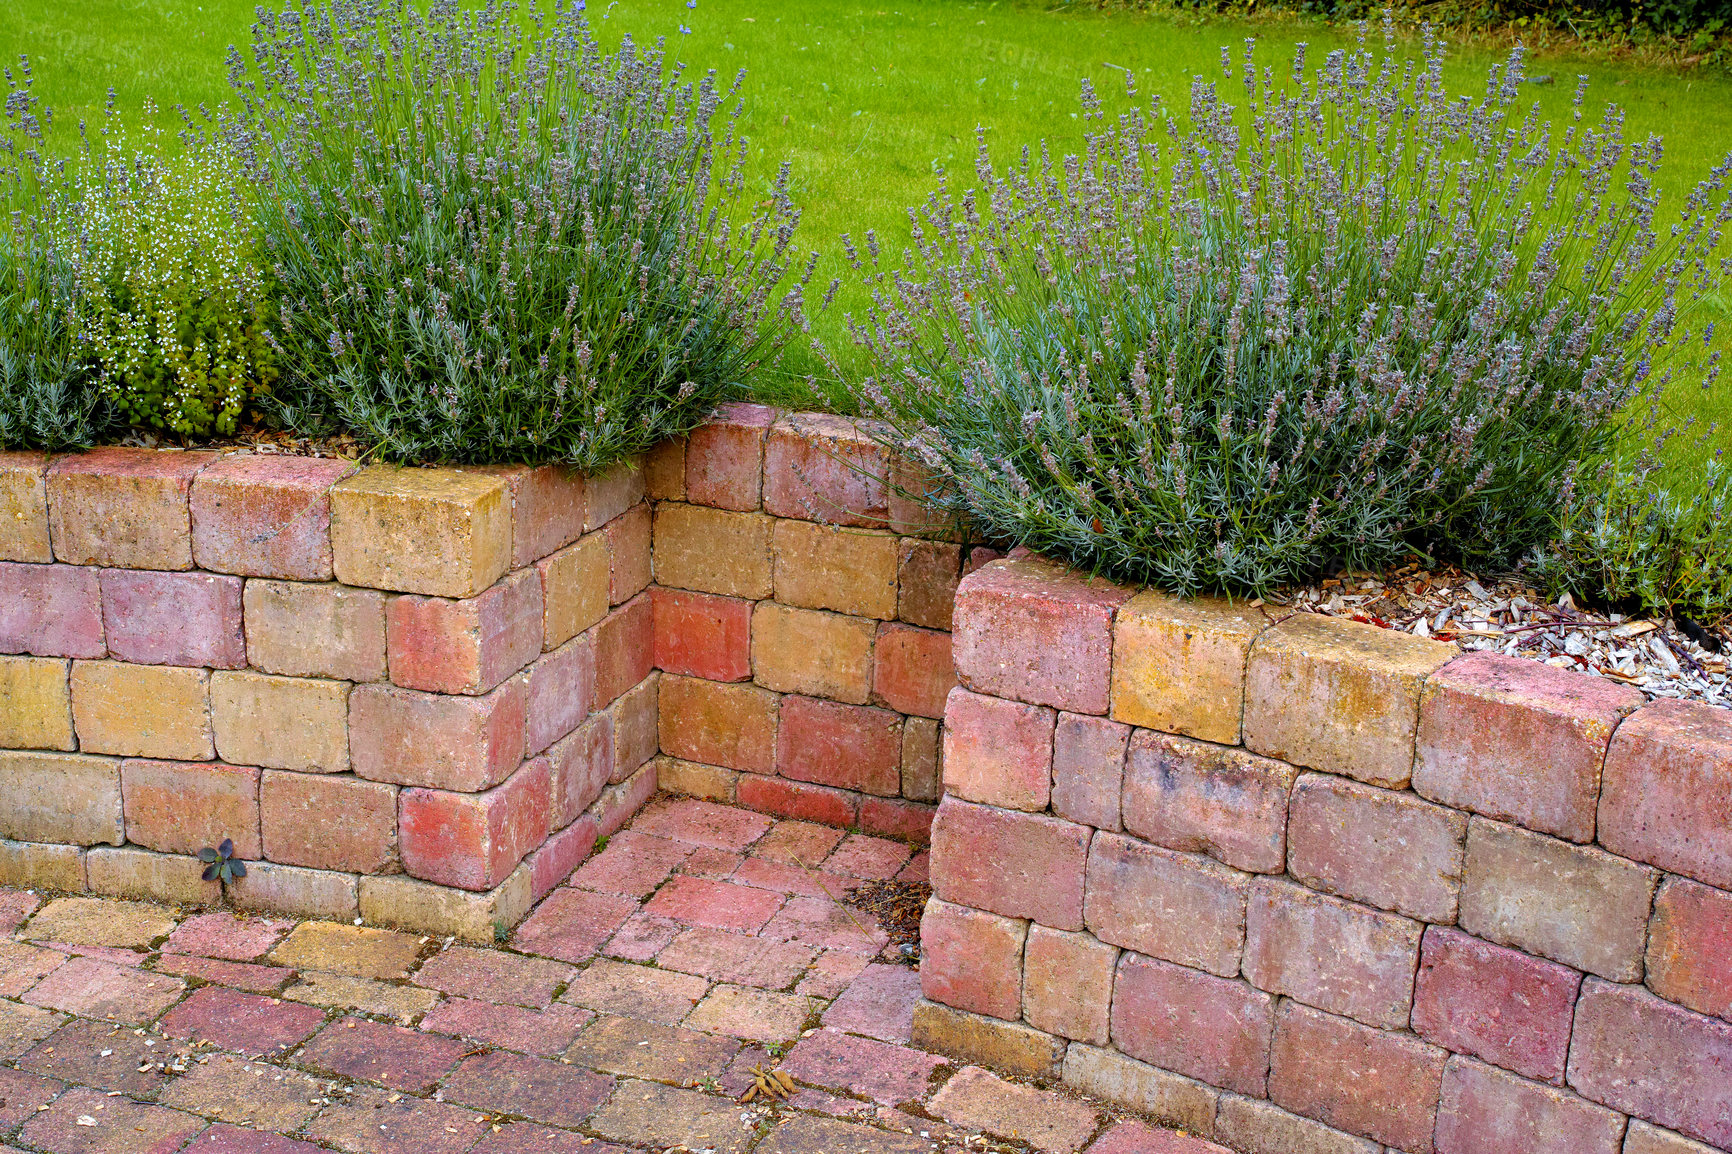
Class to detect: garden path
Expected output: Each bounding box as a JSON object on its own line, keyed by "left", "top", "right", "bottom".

{"left": 0, "top": 796, "right": 1218, "bottom": 1154}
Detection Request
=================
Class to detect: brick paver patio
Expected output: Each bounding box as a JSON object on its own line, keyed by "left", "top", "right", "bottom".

{"left": 0, "top": 796, "right": 1221, "bottom": 1154}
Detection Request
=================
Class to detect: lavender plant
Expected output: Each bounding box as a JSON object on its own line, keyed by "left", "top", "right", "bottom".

{"left": 225, "top": 0, "right": 810, "bottom": 467}
{"left": 841, "top": 26, "right": 1730, "bottom": 595}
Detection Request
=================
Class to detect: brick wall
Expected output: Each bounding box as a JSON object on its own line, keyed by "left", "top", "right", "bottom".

{"left": 917, "top": 557, "right": 1732, "bottom": 1154}
{"left": 0, "top": 447, "right": 659, "bottom": 940}
{"left": 643, "top": 404, "right": 972, "bottom": 843}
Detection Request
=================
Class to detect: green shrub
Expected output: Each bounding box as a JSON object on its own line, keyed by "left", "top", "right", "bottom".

{"left": 226, "top": 0, "right": 810, "bottom": 468}
{"left": 66, "top": 110, "right": 275, "bottom": 437}
{"left": 842, "top": 32, "right": 1729, "bottom": 596}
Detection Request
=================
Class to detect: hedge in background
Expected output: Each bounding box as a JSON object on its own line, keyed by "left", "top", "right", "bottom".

{"left": 225, "top": 0, "right": 811, "bottom": 468}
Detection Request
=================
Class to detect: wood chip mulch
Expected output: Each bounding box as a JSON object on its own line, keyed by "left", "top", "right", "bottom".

{"left": 848, "top": 879, "right": 930, "bottom": 956}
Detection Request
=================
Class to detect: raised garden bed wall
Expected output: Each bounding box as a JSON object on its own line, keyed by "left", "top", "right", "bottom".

{"left": 643, "top": 403, "right": 965, "bottom": 842}
{"left": 915, "top": 557, "right": 1732, "bottom": 1154}
{"left": 0, "top": 447, "right": 659, "bottom": 940}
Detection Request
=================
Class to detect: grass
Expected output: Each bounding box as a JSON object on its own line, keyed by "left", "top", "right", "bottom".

{"left": 4, "top": 0, "right": 1729, "bottom": 431}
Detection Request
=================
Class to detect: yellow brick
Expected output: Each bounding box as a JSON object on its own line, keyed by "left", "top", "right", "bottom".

{"left": 0, "top": 656, "right": 74, "bottom": 750}
{"left": 0, "top": 451, "right": 51, "bottom": 562}
{"left": 229, "top": 860, "right": 359, "bottom": 922}
{"left": 330, "top": 466, "right": 511, "bottom": 597}
{"left": 538, "top": 532, "right": 611, "bottom": 649}
{"left": 653, "top": 503, "right": 773, "bottom": 598}
{"left": 751, "top": 602, "right": 875, "bottom": 704}
{"left": 772, "top": 519, "right": 899, "bottom": 620}
{"left": 655, "top": 755, "right": 740, "bottom": 803}
{"left": 87, "top": 847, "right": 221, "bottom": 906}
{"left": 1111, "top": 592, "right": 1270, "bottom": 745}
{"left": 211, "top": 671, "right": 350, "bottom": 773}
{"left": 269, "top": 920, "right": 425, "bottom": 978}
{"left": 1244, "top": 613, "right": 1455, "bottom": 788}
{"left": 70, "top": 660, "right": 213, "bottom": 760}
{"left": 0, "top": 839, "right": 86, "bottom": 891}
{"left": 358, "top": 866, "right": 532, "bottom": 943}
{"left": 0, "top": 751, "right": 124, "bottom": 845}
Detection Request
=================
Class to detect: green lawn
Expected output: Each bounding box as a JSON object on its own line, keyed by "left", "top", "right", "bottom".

{"left": 5, "top": 0, "right": 1729, "bottom": 429}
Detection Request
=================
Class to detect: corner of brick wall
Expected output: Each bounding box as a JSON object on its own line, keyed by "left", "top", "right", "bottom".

{"left": 0, "top": 448, "right": 659, "bottom": 941}
{"left": 921, "top": 553, "right": 1732, "bottom": 1154}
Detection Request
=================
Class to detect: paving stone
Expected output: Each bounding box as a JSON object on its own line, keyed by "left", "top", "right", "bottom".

{"left": 158, "top": 1053, "right": 327, "bottom": 1130}
{"left": 588, "top": 1079, "right": 757, "bottom": 1154}
{"left": 563, "top": 1013, "right": 739, "bottom": 1082}
{"left": 512, "top": 887, "right": 638, "bottom": 964}
{"left": 297, "top": 1017, "right": 466, "bottom": 1093}
{"left": 268, "top": 921, "right": 425, "bottom": 980}
{"left": 633, "top": 796, "right": 775, "bottom": 850}
{"left": 159, "top": 987, "right": 327, "bottom": 1057}
{"left": 679, "top": 845, "right": 746, "bottom": 878}
{"left": 825, "top": 835, "right": 915, "bottom": 880}
{"left": 420, "top": 996, "right": 592, "bottom": 1057}
{"left": 0, "top": 999, "right": 65, "bottom": 1059}
{"left": 440, "top": 1049, "right": 614, "bottom": 1128}
{"left": 758, "top": 1114, "right": 937, "bottom": 1153}
{"left": 471, "top": 1123, "right": 633, "bottom": 1154}
{"left": 1088, "top": 1120, "right": 1232, "bottom": 1153}
{"left": 0, "top": 1066, "right": 61, "bottom": 1127}
{"left": 644, "top": 875, "right": 786, "bottom": 933}
{"left": 561, "top": 957, "right": 710, "bottom": 1023}
{"left": 753, "top": 821, "right": 848, "bottom": 867}
{"left": 762, "top": 896, "right": 889, "bottom": 955}
{"left": 182, "top": 1123, "right": 327, "bottom": 1154}
{"left": 22, "top": 956, "right": 185, "bottom": 1023}
{"left": 686, "top": 983, "right": 814, "bottom": 1043}
{"left": 798, "top": 951, "right": 873, "bottom": 999}
{"left": 35, "top": 941, "right": 148, "bottom": 967}
{"left": 780, "top": 1027, "right": 947, "bottom": 1105}
{"left": 733, "top": 857, "right": 862, "bottom": 900}
{"left": 932, "top": 1065, "right": 1100, "bottom": 1154}
{"left": 0, "top": 938, "right": 65, "bottom": 996}
{"left": 153, "top": 953, "right": 297, "bottom": 995}
{"left": 17, "top": 1085, "right": 204, "bottom": 1154}
{"left": 570, "top": 831, "right": 694, "bottom": 898}
{"left": 655, "top": 926, "right": 816, "bottom": 990}
{"left": 17, "top": 1017, "right": 192, "bottom": 1095}
{"left": 0, "top": 888, "right": 43, "bottom": 932}
{"left": 21, "top": 897, "right": 177, "bottom": 949}
{"left": 162, "top": 912, "right": 294, "bottom": 962}
{"left": 282, "top": 972, "right": 442, "bottom": 1019}
{"left": 824, "top": 962, "right": 922, "bottom": 1044}
{"left": 305, "top": 1085, "right": 490, "bottom": 1154}
{"left": 602, "top": 911, "right": 682, "bottom": 962}
{"left": 411, "top": 946, "right": 572, "bottom": 1009}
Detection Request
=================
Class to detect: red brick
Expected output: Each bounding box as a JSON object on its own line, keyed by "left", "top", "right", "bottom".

{"left": 1411, "top": 927, "right": 1582, "bottom": 1084}
{"left": 120, "top": 758, "right": 260, "bottom": 858}
{"left": 20, "top": 1086, "right": 204, "bottom": 1153}
{"left": 163, "top": 911, "right": 292, "bottom": 961}
{"left": 1049, "top": 711, "right": 1129, "bottom": 832}
{"left": 903, "top": 715, "right": 941, "bottom": 802}
{"left": 461, "top": 463, "right": 587, "bottom": 568}
{"left": 1243, "top": 878, "right": 1421, "bottom": 1030}
{"left": 644, "top": 874, "right": 785, "bottom": 933}
{"left": 190, "top": 455, "right": 351, "bottom": 580}
{"left": 243, "top": 579, "right": 387, "bottom": 682}
{"left": 1123, "top": 732, "right": 1294, "bottom": 875}
{"left": 527, "top": 815, "right": 598, "bottom": 900}
{"left": 1112, "top": 951, "right": 1275, "bottom": 1096}
{"left": 594, "top": 592, "right": 652, "bottom": 706}
{"left": 441, "top": 1049, "right": 614, "bottom": 1129}
{"left": 299, "top": 1017, "right": 466, "bottom": 1094}
{"left": 100, "top": 569, "right": 245, "bottom": 668}
{"left": 687, "top": 402, "right": 774, "bottom": 510}
{"left": 1600, "top": 699, "right": 1732, "bottom": 891}
{"left": 421, "top": 996, "right": 591, "bottom": 1058}
{"left": 261, "top": 770, "right": 398, "bottom": 873}
{"left": 823, "top": 961, "right": 921, "bottom": 1043}
{"left": 738, "top": 775, "right": 860, "bottom": 827}
{"left": 571, "top": 829, "right": 689, "bottom": 897}
{"left": 387, "top": 568, "right": 543, "bottom": 695}
{"left": 608, "top": 674, "right": 657, "bottom": 781}
{"left": 159, "top": 985, "right": 326, "bottom": 1055}
{"left": 185, "top": 1124, "right": 327, "bottom": 1154}
{"left": 547, "top": 717, "right": 612, "bottom": 829}
{"left": 522, "top": 634, "right": 595, "bottom": 756}
{"left": 652, "top": 588, "right": 752, "bottom": 681}
{"left": 777, "top": 695, "right": 903, "bottom": 796}
{"left": 1415, "top": 652, "right": 1641, "bottom": 843}
{"left": 898, "top": 538, "right": 963, "bottom": 631}
{"left": 1286, "top": 772, "right": 1466, "bottom": 921}
{"left": 634, "top": 796, "right": 774, "bottom": 850}
{"left": 952, "top": 557, "right": 1132, "bottom": 714}
{"left": 1084, "top": 831, "right": 1247, "bottom": 977}
{"left": 47, "top": 447, "right": 213, "bottom": 569}
{"left": 859, "top": 796, "right": 937, "bottom": 844}
{"left": 942, "top": 686, "right": 1054, "bottom": 812}
{"left": 414, "top": 945, "right": 572, "bottom": 1008}
{"left": 1648, "top": 876, "right": 1732, "bottom": 1021}
{"left": 779, "top": 1027, "right": 947, "bottom": 1106}
{"left": 920, "top": 897, "right": 1027, "bottom": 1020}
{"left": 581, "top": 459, "right": 644, "bottom": 532}
{"left": 350, "top": 678, "right": 527, "bottom": 791}
{"left": 400, "top": 758, "right": 550, "bottom": 890}
{"left": 0, "top": 450, "right": 51, "bottom": 562}
{"left": 1568, "top": 978, "right": 1732, "bottom": 1148}
{"left": 933, "top": 796, "right": 1091, "bottom": 931}
{"left": 873, "top": 622, "right": 956, "bottom": 718}
{"left": 154, "top": 952, "right": 294, "bottom": 993}
{"left": 1089, "top": 1121, "right": 1232, "bottom": 1154}
{"left": 1435, "top": 1056, "right": 1624, "bottom": 1154}
{"left": 0, "top": 563, "right": 104, "bottom": 658}
{"left": 763, "top": 412, "right": 888, "bottom": 526}
{"left": 604, "top": 500, "right": 651, "bottom": 604}
{"left": 1269, "top": 1000, "right": 1446, "bottom": 1152}
{"left": 1021, "top": 925, "right": 1116, "bottom": 1044}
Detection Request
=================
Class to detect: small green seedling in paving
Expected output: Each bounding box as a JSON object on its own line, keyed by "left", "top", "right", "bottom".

{"left": 198, "top": 838, "right": 246, "bottom": 885}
